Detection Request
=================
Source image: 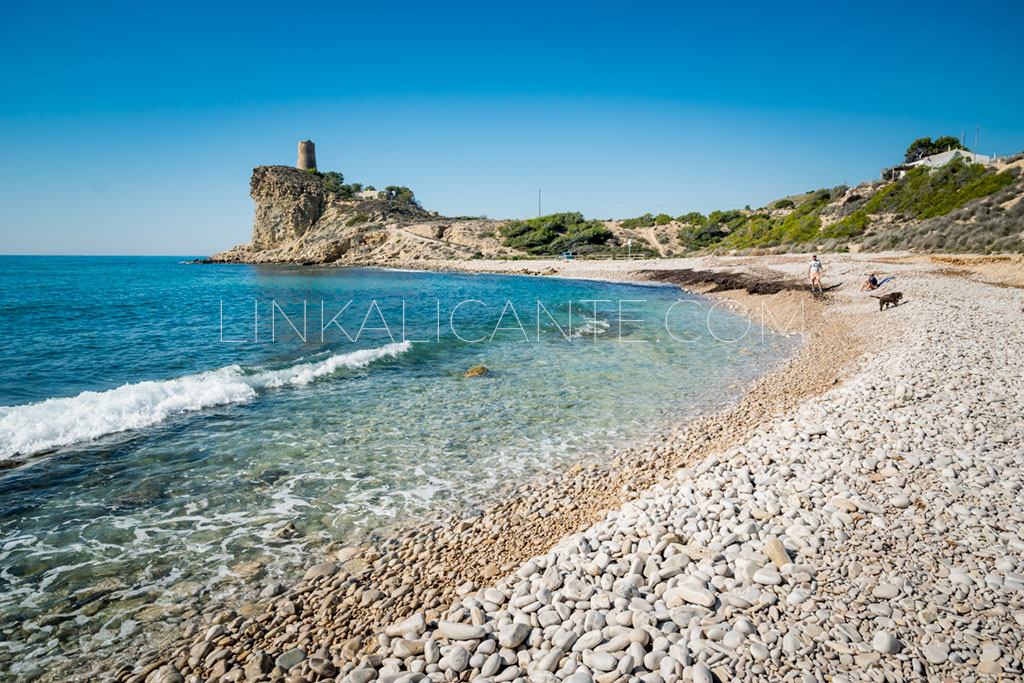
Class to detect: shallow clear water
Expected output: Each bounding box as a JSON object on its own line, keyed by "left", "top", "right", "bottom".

{"left": 0, "top": 256, "right": 797, "bottom": 675}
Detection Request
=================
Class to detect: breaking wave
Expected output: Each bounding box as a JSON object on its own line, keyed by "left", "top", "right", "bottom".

{"left": 0, "top": 342, "right": 412, "bottom": 459}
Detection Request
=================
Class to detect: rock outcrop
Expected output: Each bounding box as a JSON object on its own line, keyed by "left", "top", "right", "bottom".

{"left": 207, "top": 166, "right": 514, "bottom": 265}
{"left": 250, "top": 166, "right": 328, "bottom": 249}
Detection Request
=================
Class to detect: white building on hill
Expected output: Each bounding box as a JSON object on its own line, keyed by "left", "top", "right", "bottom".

{"left": 882, "top": 149, "right": 994, "bottom": 181}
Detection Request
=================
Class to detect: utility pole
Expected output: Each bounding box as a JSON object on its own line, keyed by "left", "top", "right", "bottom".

{"left": 538, "top": 189, "right": 541, "bottom": 218}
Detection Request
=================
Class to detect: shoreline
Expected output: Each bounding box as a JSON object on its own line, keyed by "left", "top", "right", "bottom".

{"left": 84, "top": 253, "right": 1024, "bottom": 683}
{"left": 100, "top": 257, "right": 874, "bottom": 683}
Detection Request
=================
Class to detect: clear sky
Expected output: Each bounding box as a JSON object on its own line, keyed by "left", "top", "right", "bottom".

{"left": 2, "top": 0, "right": 1022, "bottom": 255}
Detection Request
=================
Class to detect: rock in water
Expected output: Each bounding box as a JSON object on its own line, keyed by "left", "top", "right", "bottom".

{"left": 464, "top": 366, "right": 489, "bottom": 378}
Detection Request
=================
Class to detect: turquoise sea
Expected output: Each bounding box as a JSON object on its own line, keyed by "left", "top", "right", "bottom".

{"left": 0, "top": 256, "right": 797, "bottom": 677}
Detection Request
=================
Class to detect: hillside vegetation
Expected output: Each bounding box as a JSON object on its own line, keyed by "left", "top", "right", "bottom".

{"left": 305, "top": 169, "right": 417, "bottom": 205}
{"left": 499, "top": 212, "right": 658, "bottom": 256}
{"left": 490, "top": 146, "right": 1023, "bottom": 257}
{"left": 298, "top": 138, "right": 1024, "bottom": 256}
{"left": 666, "top": 156, "right": 1023, "bottom": 254}
{"left": 218, "top": 139, "right": 1024, "bottom": 265}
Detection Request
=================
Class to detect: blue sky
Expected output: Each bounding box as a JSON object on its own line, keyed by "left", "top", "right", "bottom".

{"left": 2, "top": 1, "right": 1022, "bottom": 255}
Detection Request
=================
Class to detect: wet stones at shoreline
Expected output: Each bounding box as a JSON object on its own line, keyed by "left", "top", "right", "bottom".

{"left": 105, "top": 267, "right": 1024, "bottom": 683}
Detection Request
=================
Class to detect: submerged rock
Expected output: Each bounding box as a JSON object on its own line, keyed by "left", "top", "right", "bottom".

{"left": 463, "top": 366, "right": 489, "bottom": 378}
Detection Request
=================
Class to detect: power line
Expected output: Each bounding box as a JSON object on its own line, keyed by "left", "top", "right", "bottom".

{"left": 414, "top": 190, "right": 536, "bottom": 198}
{"left": 541, "top": 190, "right": 749, "bottom": 209}
{"left": 416, "top": 188, "right": 747, "bottom": 209}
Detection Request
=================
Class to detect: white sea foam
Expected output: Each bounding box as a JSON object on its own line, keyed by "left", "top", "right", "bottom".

{"left": 572, "top": 318, "right": 611, "bottom": 338}
{"left": 0, "top": 341, "right": 412, "bottom": 459}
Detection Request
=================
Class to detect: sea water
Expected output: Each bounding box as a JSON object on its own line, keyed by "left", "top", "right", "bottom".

{"left": 0, "top": 256, "right": 798, "bottom": 676}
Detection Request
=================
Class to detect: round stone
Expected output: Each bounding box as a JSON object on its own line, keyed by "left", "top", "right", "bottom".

{"left": 589, "top": 652, "right": 618, "bottom": 672}
{"left": 692, "top": 663, "right": 713, "bottom": 683}
{"left": 448, "top": 646, "right": 469, "bottom": 673}
{"left": 872, "top": 631, "right": 901, "bottom": 655}
{"left": 753, "top": 568, "right": 782, "bottom": 585}
{"left": 872, "top": 583, "right": 899, "bottom": 600}
{"left": 922, "top": 642, "right": 949, "bottom": 664}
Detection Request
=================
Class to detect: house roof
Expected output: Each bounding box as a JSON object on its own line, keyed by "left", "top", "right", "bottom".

{"left": 883, "top": 148, "right": 992, "bottom": 174}
{"left": 911, "top": 149, "right": 991, "bottom": 168}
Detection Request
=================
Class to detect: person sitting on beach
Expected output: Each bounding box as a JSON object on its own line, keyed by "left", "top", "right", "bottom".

{"left": 808, "top": 255, "right": 823, "bottom": 293}
{"left": 860, "top": 273, "right": 879, "bottom": 291}
{"left": 860, "top": 273, "right": 894, "bottom": 291}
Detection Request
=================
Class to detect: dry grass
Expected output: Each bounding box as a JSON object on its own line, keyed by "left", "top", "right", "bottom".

{"left": 927, "top": 254, "right": 1024, "bottom": 288}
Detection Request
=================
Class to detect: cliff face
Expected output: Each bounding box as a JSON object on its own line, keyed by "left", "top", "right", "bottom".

{"left": 249, "top": 166, "right": 327, "bottom": 249}
{"left": 207, "top": 166, "right": 515, "bottom": 264}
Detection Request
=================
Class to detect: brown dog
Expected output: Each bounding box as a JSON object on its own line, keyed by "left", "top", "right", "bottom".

{"left": 871, "top": 292, "right": 903, "bottom": 310}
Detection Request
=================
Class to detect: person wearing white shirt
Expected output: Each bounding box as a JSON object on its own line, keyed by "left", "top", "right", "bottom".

{"left": 808, "top": 255, "right": 823, "bottom": 293}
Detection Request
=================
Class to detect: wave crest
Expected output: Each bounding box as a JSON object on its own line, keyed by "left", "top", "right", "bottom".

{"left": 0, "top": 341, "right": 412, "bottom": 459}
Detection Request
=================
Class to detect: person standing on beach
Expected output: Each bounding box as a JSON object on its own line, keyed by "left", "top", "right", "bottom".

{"left": 808, "top": 255, "right": 824, "bottom": 293}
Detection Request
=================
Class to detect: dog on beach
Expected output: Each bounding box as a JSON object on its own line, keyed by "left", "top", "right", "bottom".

{"left": 871, "top": 291, "right": 903, "bottom": 311}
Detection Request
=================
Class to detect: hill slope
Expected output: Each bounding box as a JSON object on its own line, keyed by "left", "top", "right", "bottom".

{"left": 208, "top": 157, "right": 1024, "bottom": 265}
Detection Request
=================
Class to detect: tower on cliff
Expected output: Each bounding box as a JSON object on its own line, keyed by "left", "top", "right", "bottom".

{"left": 297, "top": 140, "right": 317, "bottom": 170}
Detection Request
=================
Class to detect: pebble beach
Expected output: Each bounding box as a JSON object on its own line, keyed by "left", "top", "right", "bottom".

{"left": 109, "top": 253, "right": 1024, "bottom": 683}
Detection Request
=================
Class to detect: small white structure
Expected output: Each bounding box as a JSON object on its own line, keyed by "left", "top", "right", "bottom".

{"left": 913, "top": 148, "right": 991, "bottom": 169}
{"left": 356, "top": 189, "right": 382, "bottom": 200}
{"left": 882, "top": 149, "right": 993, "bottom": 181}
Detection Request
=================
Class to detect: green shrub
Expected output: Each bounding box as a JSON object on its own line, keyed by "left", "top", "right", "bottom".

{"left": 654, "top": 213, "right": 673, "bottom": 226}
{"left": 805, "top": 189, "right": 832, "bottom": 206}
{"left": 383, "top": 185, "right": 417, "bottom": 204}
{"left": 320, "top": 171, "right": 344, "bottom": 192}
{"left": 774, "top": 199, "right": 795, "bottom": 209}
{"left": 309, "top": 170, "right": 384, "bottom": 201}
{"left": 620, "top": 213, "right": 656, "bottom": 229}
{"left": 676, "top": 212, "right": 706, "bottom": 225}
{"left": 865, "top": 159, "right": 1015, "bottom": 219}
{"left": 500, "top": 212, "right": 613, "bottom": 254}
{"left": 904, "top": 136, "right": 966, "bottom": 163}
{"left": 705, "top": 210, "right": 745, "bottom": 228}
{"left": 821, "top": 209, "right": 870, "bottom": 239}
{"left": 346, "top": 213, "right": 369, "bottom": 226}
{"left": 677, "top": 222, "right": 728, "bottom": 251}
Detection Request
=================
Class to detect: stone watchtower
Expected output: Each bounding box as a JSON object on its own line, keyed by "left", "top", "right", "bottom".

{"left": 297, "top": 140, "right": 317, "bottom": 170}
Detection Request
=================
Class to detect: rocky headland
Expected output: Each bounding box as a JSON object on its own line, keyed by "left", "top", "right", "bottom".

{"left": 205, "top": 166, "right": 515, "bottom": 265}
